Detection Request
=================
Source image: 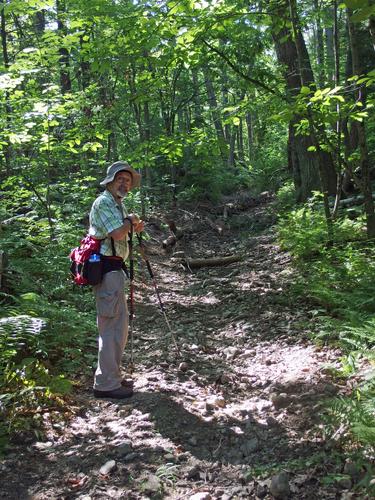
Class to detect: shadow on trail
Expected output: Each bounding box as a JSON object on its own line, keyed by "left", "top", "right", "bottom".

{"left": 131, "top": 391, "right": 323, "bottom": 465}
{"left": 1, "top": 384, "right": 328, "bottom": 500}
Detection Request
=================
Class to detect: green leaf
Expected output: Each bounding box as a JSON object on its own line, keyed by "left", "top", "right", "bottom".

{"left": 350, "top": 5, "right": 375, "bottom": 22}
{"left": 20, "top": 293, "right": 40, "bottom": 302}
{"left": 343, "top": 0, "right": 368, "bottom": 8}
{"left": 300, "top": 86, "right": 311, "bottom": 95}
{"left": 48, "top": 376, "right": 72, "bottom": 395}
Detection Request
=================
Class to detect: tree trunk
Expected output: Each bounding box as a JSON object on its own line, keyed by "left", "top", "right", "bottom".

{"left": 143, "top": 101, "right": 152, "bottom": 188}
{"left": 245, "top": 111, "right": 254, "bottom": 161}
{"left": 289, "top": 0, "right": 334, "bottom": 240}
{"left": 228, "top": 126, "right": 236, "bottom": 168}
{"left": 56, "top": 0, "right": 71, "bottom": 93}
{"left": 33, "top": 10, "right": 45, "bottom": 34}
{"left": 272, "top": 0, "right": 336, "bottom": 202}
{"left": 332, "top": 0, "right": 343, "bottom": 218}
{"left": 237, "top": 117, "right": 245, "bottom": 164}
{"left": 220, "top": 54, "right": 231, "bottom": 144}
{"left": 369, "top": 0, "right": 375, "bottom": 52}
{"left": 0, "top": 0, "right": 11, "bottom": 177}
{"left": 191, "top": 69, "right": 203, "bottom": 126}
{"left": 314, "top": 0, "right": 325, "bottom": 87}
{"left": 79, "top": 33, "right": 90, "bottom": 90}
{"left": 204, "top": 73, "right": 227, "bottom": 163}
{"left": 325, "top": 23, "right": 335, "bottom": 83}
{"left": 347, "top": 8, "right": 375, "bottom": 237}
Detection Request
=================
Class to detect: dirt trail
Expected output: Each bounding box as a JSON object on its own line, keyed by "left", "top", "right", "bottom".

{"left": 1, "top": 197, "right": 350, "bottom": 499}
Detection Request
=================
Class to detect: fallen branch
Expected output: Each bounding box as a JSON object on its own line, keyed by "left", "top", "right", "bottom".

{"left": 162, "top": 235, "right": 177, "bottom": 250}
{"left": 205, "top": 217, "right": 226, "bottom": 235}
{"left": 180, "top": 254, "right": 243, "bottom": 269}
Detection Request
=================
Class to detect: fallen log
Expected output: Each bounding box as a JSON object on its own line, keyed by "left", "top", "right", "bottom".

{"left": 162, "top": 220, "right": 188, "bottom": 250}
{"left": 180, "top": 254, "right": 243, "bottom": 269}
{"left": 162, "top": 235, "right": 177, "bottom": 250}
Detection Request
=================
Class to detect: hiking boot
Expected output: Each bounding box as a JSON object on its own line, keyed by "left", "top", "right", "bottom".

{"left": 93, "top": 386, "right": 133, "bottom": 399}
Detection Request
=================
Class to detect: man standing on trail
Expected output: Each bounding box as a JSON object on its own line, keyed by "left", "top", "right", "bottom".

{"left": 89, "top": 161, "right": 144, "bottom": 399}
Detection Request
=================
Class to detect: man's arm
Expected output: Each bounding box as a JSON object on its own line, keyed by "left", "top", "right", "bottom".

{"left": 109, "top": 214, "right": 144, "bottom": 241}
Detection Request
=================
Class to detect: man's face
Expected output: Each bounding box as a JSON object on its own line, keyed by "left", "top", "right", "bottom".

{"left": 111, "top": 171, "right": 132, "bottom": 198}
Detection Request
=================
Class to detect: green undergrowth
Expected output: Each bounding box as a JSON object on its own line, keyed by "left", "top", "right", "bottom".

{"left": 0, "top": 236, "right": 97, "bottom": 453}
{"left": 276, "top": 189, "right": 375, "bottom": 464}
{"left": 245, "top": 450, "right": 375, "bottom": 496}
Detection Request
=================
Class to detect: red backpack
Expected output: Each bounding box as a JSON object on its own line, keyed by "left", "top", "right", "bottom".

{"left": 69, "top": 235, "right": 103, "bottom": 286}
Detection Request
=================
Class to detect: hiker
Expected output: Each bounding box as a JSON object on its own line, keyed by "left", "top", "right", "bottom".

{"left": 89, "top": 160, "right": 144, "bottom": 399}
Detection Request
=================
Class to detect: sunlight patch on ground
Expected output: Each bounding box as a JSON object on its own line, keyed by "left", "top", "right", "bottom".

{"left": 238, "top": 343, "right": 322, "bottom": 385}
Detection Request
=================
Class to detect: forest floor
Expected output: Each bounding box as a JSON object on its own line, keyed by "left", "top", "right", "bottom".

{"left": 0, "top": 194, "right": 366, "bottom": 499}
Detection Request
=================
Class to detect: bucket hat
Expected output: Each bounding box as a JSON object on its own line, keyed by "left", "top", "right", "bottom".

{"left": 100, "top": 161, "right": 141, "bottom": 188}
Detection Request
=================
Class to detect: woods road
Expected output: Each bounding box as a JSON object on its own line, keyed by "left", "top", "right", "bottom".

{"left": 1, "top": 198, "right": 352, "bottom": 499}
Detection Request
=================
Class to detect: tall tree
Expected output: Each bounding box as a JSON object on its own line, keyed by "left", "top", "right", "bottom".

{"left": 56, "top": 0, "right": 71, "bottom": 93}
{"left": 271, "top": 0, "right": 336, "bottom": 201}
{"left": 346, "top": 7, "right": 375, "bottom": 236}
{"left": 0, "top": 0, "right": 11, "bottom": 176}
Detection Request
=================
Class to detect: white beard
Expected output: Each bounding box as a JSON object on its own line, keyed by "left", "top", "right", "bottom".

{"left": 116, "top": 188, "right": 128, "bottom": 198}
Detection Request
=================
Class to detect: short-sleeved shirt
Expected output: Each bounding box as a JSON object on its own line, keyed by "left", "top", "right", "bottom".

{"left": 89, "top": 190, "right": 129, "bottom": 260}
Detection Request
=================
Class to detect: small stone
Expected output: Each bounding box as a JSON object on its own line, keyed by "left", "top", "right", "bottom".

{"left": 218, "top": 373, "right": 231, "bottom": 384}
{"left": 187, "top": 465, "right": 201, "bottom": 480}
{"left": 33, "top": 441, "right": 53, "bottom": 451}
{"left": 117, "top": 408, "right": 131, "bottom": 418}
{"left": 115, "top": 440, "right": 133, "bottom": 456}
{"left": 224, "top": 347, "right": 239, "bottom": 359}
{"left": 215, "top": 396, "right": 226, "bottom": 408}
{"left": 240, "top": 437, "right": 259, "bottom": 456}
{"left": 205, "top": 400, "right": 216, "bottom": 412}
{"left": 188, "top": 436, "right": 198, "bottom": 446}
{"left": 323, "top": 383, "right": 338, "bottom": 395}
{"left": 179, "top": 362, "right": 189, "bottom": 372}
{"left": 270, "top": 393, "right": 291, "bottom": 410}
{"left": 266, "top": 416, "right": 279, "bottom": 427}
{"left": 255, "top": 483, "right": 268, "bottom": 498}
{"left": 340, "top": 493, "right": 356, "bottom": 500}
{"left": 337, "top": 476, "right": 352, "bottom": 489}
{"left": 123, "top": 452, "right": 139, "bottom": 461}
{"left": 269, "top": 472, "right": 290, "bottom": 498}
{"left": 142, "top": 473, "right": 161, "bottom": 493}
{"left": 189, "top": 493, "right": 212, "bottom": 500}
{"left": 241, "top": 349, "right": 256, "bottom": 358}
{"left": 99, "top": 460, "right": 116, "bottom": 475}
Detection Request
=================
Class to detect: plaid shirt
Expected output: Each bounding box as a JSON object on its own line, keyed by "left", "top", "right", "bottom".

{"left": 89, "top": 190, "right": 129, "bottom": 260}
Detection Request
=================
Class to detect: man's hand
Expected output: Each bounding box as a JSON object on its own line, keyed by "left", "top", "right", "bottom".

{"left": 128, "top": 214, "right": 144, "bottom": 233}
{"left": 109, "top": 213, "right": 144, "bottom": 241}
{"left": 134, "top": 221, "right": 144, "bottom": 233}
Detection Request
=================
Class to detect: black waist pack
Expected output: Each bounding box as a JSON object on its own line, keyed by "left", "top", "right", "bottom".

{"left": 102, "top": 256, "right": 124, "bottom": 274}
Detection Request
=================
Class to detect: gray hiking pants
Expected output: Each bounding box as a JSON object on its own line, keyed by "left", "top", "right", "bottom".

{"left": 93, "top": 270, "right": 128, "bottom": 391}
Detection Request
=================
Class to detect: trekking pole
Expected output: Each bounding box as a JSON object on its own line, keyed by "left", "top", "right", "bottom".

{"left": 136, "top": 232, "right": 181, "bottom": 357}
{"left": 128, "top": 225, "right": 135, "bottom": 372}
